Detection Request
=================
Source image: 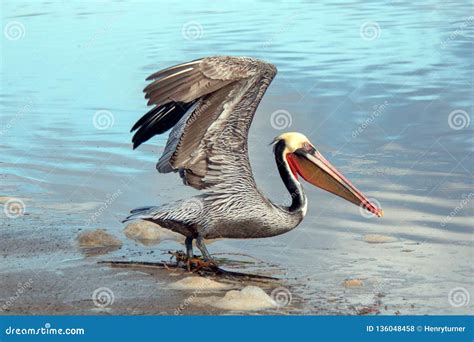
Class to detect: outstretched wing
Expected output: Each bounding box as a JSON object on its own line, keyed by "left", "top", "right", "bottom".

{"left": 131, "top": 56, "right": 277, "bottom": 191}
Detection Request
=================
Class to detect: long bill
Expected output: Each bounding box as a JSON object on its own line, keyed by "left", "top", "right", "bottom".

{"left": 288, "top": 148, "right": 383, "bottom": 217}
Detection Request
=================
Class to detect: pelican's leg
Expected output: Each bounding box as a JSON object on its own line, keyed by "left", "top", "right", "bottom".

{"left": 195, "top": 236, "right": 215, "bottom": 264}
{"left": 185, "top": 237, "right": 193, "bottom": 259}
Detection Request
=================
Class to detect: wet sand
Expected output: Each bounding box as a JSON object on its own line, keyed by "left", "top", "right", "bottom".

{"left": 0, "top": 210, "right": 298, "bottom": 315}
{"left": 1, "top": 185, "right": 471, "bottom": 316}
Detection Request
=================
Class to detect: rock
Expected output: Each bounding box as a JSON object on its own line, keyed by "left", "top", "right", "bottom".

{"left": 123, "top": 220, "right": 219, "bottom": 246}
{"left": 363, "top": 234, "right": 397, "bottom": 244}
{"left": 77, "top": 229, "right": 122, "bottom": 248}
{"left": 170, "top": 277, "right": 231, "bottom": 290}
{"left": 198, "top": 286, "right": 277, "bottom": 311}
{"left": 76, "top": 229, "right": 122, "bottom": 255}
{"left": 124, "top": 221, "right": 184, "bottom": 245}
{"left": 343, "top": 279, "right": 364, "bottom": 287}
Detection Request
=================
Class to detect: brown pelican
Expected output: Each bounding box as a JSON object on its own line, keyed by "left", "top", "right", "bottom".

{"left": 125, "top": 56, "right": 383, "bottom": 264}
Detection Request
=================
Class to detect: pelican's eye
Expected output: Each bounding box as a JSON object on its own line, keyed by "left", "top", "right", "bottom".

{"left": 303, "top": 142, "right": 312, "bottom": 151}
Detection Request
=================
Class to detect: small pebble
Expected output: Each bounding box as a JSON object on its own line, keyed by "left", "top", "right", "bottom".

{"left": 343, "top": 279, "right": 364, "bottom": 287}
{"left": 363, "top": 234, "right": 397, "bottom": 244}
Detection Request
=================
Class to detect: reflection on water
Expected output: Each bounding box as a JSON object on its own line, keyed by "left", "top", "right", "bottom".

{"left": 1, "top": 1, "right": 472, "bottom": 314}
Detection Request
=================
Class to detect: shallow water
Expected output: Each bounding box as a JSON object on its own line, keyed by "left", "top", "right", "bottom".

{"left": 1, "top": 1, "right": 473, "bottom": 315}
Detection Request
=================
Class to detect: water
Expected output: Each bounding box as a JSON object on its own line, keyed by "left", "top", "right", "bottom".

{"left": 1, "top": 1, "right": 473, "bottom": 315}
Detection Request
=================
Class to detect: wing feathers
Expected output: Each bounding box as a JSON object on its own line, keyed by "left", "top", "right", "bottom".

{"left": 145, "top": 59, "right": 201, "bottom": 81}
{"left": 131, "top": 56, "right": 277, "bottom": 190}
{"left": 146, "top": 73, "right": 203, "bottom": 106}
{"left": 144, "top": 68, "right": 198, "bottom": 95}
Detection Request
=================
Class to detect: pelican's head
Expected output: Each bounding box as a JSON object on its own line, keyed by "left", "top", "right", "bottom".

{"left": 272, "top": 132, "right": 383, "bottom": 218}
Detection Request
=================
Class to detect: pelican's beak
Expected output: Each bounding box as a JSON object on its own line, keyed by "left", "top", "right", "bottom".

{"left": 291, "top": 147, "right": 383, "bottom": 217}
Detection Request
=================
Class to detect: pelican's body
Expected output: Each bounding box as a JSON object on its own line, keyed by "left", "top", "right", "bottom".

{"left": 125, "top": 56, "right": 382, "bottom": 261}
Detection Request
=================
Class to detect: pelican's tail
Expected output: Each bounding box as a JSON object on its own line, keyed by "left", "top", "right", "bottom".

{"left": 123, "top": 197, "right": 204, "bottom": 225}
{"left": 122, "top": 206, "right": 158, "bottom": 223}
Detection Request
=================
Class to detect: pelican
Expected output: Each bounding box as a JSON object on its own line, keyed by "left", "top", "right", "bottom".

{"left": 124, "top": 56, "right": 383, "bottom": 264}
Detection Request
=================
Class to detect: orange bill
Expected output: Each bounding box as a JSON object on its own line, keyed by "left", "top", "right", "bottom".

{"left": 287, "top": 148, "right": 383, "bottom": 217}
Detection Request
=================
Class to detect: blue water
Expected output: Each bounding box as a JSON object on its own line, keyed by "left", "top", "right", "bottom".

{"left": 1, "top": 1, "right": 472, "bottom": 315}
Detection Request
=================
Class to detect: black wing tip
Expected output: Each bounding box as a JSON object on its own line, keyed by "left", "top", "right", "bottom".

{"left": 122, "top": 213, "right": 133, "bottom": 223}
{"left": 131, "top": 134, "right": 143, "bottom": 149}
{"left": 132, "top": 141, "right": 141, "bottom": 150}
{"left": 129, "top": 100, "right": 197, "bottom": 149}
{"left": 130, "top": 124, "right": 153, "bottom": 150}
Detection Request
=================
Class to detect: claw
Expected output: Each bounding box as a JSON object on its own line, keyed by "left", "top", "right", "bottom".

{"left": 167, "top": 250, "right": 218, "bottom": 272}
{"left": 186, "top": 257, "right": 217, "bottom": 272}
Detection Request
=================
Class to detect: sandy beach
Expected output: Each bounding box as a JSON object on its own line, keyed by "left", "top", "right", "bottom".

{"left": 1, "top": 180, "right": 472, "bottom": 315}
